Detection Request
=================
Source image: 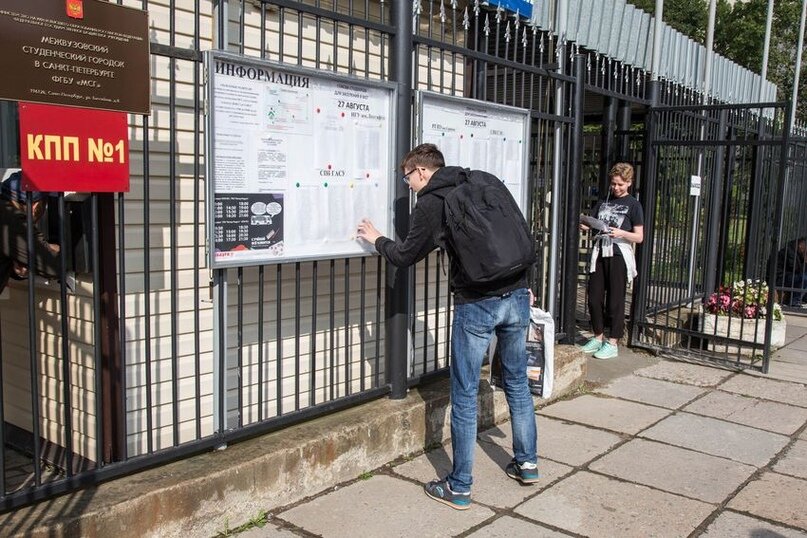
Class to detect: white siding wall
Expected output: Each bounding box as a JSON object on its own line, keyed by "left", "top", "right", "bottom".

{"left": 1, "top": 0, "right": 462, "bottom": 463}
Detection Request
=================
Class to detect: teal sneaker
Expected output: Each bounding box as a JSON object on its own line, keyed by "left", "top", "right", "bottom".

{"left": 424, "top": 479, "right": 471, "bottom": 510}
{"left": 506, "top": 459, "right": 540, "bottom": 484}
{"left": 593, "top": 341, "right": 618, "bottom": 359}
{"left": 580, "top": 337, "right": 604, "bottom": 354}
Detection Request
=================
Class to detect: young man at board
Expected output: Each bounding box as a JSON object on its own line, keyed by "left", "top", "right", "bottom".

{"left": 356, "top": 143, "right": 538, "bottom": 510}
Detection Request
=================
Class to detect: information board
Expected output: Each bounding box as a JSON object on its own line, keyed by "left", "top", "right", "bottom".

{"left": 417, "top": 91, "right": 531, "bottom": 214}
{"left": 206, "top": 52, "right": 396, "bottom": 268}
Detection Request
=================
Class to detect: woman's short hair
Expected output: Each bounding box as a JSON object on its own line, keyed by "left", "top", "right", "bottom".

{"left": 609, "top": 162, "right": 634, "bottom": 183}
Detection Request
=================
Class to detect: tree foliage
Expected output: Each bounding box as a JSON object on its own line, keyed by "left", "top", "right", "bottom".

{"left": 628, "top": 0, "right": 806, "bottom": 123}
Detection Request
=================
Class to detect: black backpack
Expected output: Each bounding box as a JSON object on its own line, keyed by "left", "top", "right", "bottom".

{"left": 441, "top": 169, "right": 536, "bottom": 284}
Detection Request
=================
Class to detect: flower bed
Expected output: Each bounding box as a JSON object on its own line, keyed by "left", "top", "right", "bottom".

{"left": 701, "top": 280, "right": 786, "bottom": 355}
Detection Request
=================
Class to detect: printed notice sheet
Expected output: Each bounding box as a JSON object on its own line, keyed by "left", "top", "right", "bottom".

{"left": 207, "top": 52, "right": 395, "bottom": 267}
{"left": 418, "top": 92, "right": 530, "bottom": 214}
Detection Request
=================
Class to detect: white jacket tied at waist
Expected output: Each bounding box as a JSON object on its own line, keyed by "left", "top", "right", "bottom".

{"left": 588, "top": 235, "right": 637, "bottom": 281}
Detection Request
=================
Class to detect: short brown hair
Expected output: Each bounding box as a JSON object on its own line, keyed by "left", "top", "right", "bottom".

{"left": 401, "top": 143, "right": 445, "bottom": 172}
{"left": 609, "top": 162, "right": 634, "bottom": 183}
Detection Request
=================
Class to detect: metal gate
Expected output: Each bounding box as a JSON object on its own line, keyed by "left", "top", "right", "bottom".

{"left": 631, "top": 100, "right": 794, "bottom": 371}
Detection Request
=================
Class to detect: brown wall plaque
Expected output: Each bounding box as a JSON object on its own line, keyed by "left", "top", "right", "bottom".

{"left": 0, "top": 0, "right": 150, "bottom": 114}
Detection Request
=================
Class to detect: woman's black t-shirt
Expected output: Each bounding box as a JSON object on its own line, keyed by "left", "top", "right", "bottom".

{"left": 592, "top": 194, "right": 644, "bottom": 232}
{"left": 591, "top": 194, "right": 644, "bottom": 256}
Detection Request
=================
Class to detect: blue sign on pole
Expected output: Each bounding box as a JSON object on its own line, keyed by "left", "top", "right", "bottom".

{"left": 486, "top": 0, "right": 534, "bottom": 18}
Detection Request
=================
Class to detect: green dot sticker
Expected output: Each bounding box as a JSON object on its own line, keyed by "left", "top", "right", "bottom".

{"left": 324, "top": 182, "right": 329, "bottom": 187}
{"left": 296, "top": 182, "right": 301, "bottom": 188}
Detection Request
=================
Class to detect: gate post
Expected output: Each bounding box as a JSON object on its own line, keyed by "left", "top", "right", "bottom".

{"left": 386, "top": 1, "right": 414, "bottom": 399}
{"left": 763, "top": 100, "right": 794, "bottom": 373}
{"left": 617, "top": 100, "right": 633, "bottom": 160}
{"left": 703, "top": 109, "right": 729, "bottom": 296}
{"left": 561, "top": 55, "right": 585, "bottom": 343}
{"left": 600, "top": 97, "right": 617, "bottom": 195}
{"left": 629, "top": 81, "right": 659, "bottom": 345}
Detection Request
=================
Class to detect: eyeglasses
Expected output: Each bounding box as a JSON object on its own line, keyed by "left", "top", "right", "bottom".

{"left": 402, "top": 168, "right": 416, "bottom": 185}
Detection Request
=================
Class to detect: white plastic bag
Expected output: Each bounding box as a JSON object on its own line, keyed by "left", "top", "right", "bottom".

{"left": 489, "top": 306, "right": 555, "bottom": 398}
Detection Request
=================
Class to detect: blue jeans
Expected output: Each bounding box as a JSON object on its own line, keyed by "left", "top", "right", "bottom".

{"left": 447, "top": 288, "right": 537, "bottom": 493}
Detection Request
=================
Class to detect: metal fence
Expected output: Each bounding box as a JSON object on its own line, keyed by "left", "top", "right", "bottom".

{"left": 775, "top": 137, "right": 807, "bottom": 311}
{"left": 0, "top": 0, "right": 580, "bottom": 511}
{"left": 631, "top": 97, "right": 796, "bottom": 371}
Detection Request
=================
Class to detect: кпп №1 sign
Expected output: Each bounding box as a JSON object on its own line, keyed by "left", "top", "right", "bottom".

{"left": 19, "top": 102, "right": 129, "bottom": 193}
{"left": 206, "top": 51, "right": 396, "bottom": 268}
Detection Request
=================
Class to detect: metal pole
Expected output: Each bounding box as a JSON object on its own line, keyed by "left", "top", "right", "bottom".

{"left": 791, "top": 0, "right": 807, "bottom": 129}
{"left": 562, "top": 55, "right": 586, "bottom": 343}
{"left": 763, "top": 99, "right": 793, "bottom": 373}
{"left": 547, "top": 0, "right": 567, "bottom": 318}
{"left": 704, "top": 110, "right": 728, "bottom": 295}
{"left": 650, "top": 0, "right": 664, "bottom": 80}
{"left": 759, "top": 0, "right": 775, "bottom": 101}
{"left": 687, "top": 0, "right": 717, "bottom": 297}
{"left": 703, "top": 0, "right": 717, "bottom": 101}
{"left": 600, "top": 97, "right": 618, "bottom": 195}
{"left": 386, "top": 0, "right": 413, "bottom": 399}
{"left": 629, "top": 0, "right": 663, "bottom": 345}
{"left": 630, "top": 81, "right": 660, "bottom": 346}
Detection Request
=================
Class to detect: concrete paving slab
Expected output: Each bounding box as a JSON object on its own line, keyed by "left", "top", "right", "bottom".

{"left": 769, "top": 346, "right": 807, "bottom": 364}
{"left": 729, "top": 472, "right": 807, "bottom": 530}
{"left": 392, "top": 444, "right": 573, "bottom": 509}
{"left": 785, "top": 312, "right": 807, "bottom": 327}
{"left": 584, "top": 345, "right": 659, "bottom": 385}
{"left": 719, "top": 375, "right": 807, "bottom": 408}
{"left": 514, "top": 471, "right": 713, "bottom": 537}
{"left": 237, "top": 523, "right": 299, "bottom": 537}
{"left": 702, "top": 511, "right": 807, "bottom": 537}
{"left": 540, "top": 394, "right": 672, "bottom": 435}
{"left": 788, "top": 336, "right": 807, "bottom": 352}
{"left": 760, "top": 361, "right": 807, "bottom": 385}
{"left": 594, "top": 375, "right": 707, "bottom": 409}
{"left": 479, "top": 416, "right": 623, "bottom": 467}
{"left": 589, "top": 438, "right": 756, "bottom": 503}
{"left": 277, "top": 475, "right": 493, "bottom": 537}
{"left": 641, "top": 413, "right": 790, "bottom": 466}
{"left": 635, "top": 361, "right": 734, "bottom": 387}
{"left": 682, "top": 391, "right": 807, "bottom": 435}
{"left": 466, "top": 516, "right": 569, "bottom": 537}
{"left": 773, "top": 440, "right": 807, "bottom": 479}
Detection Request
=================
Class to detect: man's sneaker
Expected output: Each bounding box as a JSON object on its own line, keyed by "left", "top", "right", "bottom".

{"left": 424, "top": 479, "right": 471, "bottom": 510}
{"left": 580, "top": 337, "right": 604, "bottom": 354}
{"left": 593, "top": 341, "right": 618, "bottom": 360}
{"left": 506, "top": 459, "right": 540, "bottom": 484}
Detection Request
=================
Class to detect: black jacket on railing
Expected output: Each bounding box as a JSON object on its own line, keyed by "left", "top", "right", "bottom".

{"left": 775, "top": 238, "right": 807, "bottom": 285}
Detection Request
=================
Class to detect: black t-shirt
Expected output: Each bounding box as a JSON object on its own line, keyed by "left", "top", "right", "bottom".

{"left": 593, "top": 194, "right": 644, "bottom": 232}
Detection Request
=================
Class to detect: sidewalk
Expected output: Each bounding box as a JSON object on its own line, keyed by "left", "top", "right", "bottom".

{"left": 237, "top": 313, "right": 807, "bottom": 538}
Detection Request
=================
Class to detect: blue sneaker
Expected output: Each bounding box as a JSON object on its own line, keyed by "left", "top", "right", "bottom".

{"left": 424, "top": 478, "right": 471, "bottom": 510}
{"left": 580, "top": 337, "right": 604, "bottom": 354}
{"left": 593, "top": 341, "right": 619, "bottom": 359}
{"left": 505, "top": 459, "right": 540, "bottom": 484}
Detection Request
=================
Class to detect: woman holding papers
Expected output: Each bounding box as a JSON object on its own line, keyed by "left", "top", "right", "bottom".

{"left": 579, "top": 163, "right": 644, "bottom": 359}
